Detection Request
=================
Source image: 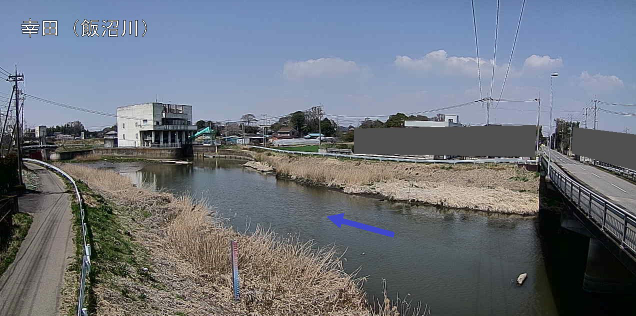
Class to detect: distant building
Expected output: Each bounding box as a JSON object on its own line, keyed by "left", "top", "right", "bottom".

{"left": 304, "top": 133, "right": 325, "bottom": 139}
{"left": 104, "top": 131, "right": 118, "bottom": 148}
{"left": 275, "top": 127, "right": 298, "bottom": 139}
{"left": 405, "top": 114, "right": 461, "bottom": 128}
{"left": 116, "top": 103, "right": 197, "bottom": 147}
{"left": 35, "top": 126, "right": 46, "bottom": 138}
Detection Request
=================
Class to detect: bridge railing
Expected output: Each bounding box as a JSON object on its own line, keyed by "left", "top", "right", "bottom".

{"left": 593, "top": 160, "right": 636, "bottom": 183}
{"left": 541, "top": 156, "right": 636, "bottom": 256}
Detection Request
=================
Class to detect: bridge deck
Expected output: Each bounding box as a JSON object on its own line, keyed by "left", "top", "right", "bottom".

{"left": 548, "top": 149, "right": 636, "bottom": 215}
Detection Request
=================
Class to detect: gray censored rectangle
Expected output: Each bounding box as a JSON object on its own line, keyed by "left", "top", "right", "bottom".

{"left": 572, "top": 128, "right": 636, "bottom": 170}
{"left": 355, "top": 125, "right": 536, "bottom": 157}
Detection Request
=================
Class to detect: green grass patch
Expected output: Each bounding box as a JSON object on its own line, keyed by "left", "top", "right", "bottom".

{"left": 66, "top": 180, "right": 154, "bottom": 315}
{"left": 280, "top": 145, "right": 319, "bottom": 152}
{"left": 0, "top": 212, "right": 33, "bottom": 277}
{"left": 509, "top": 176, "right": 530, "bottom": 182}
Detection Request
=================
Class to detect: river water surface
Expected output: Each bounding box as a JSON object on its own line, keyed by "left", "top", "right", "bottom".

{"left": 89, "top": 158, "right": 618, "bottom": 315}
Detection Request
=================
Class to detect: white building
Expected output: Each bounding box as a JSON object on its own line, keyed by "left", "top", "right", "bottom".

{"left": 116, "top": 103, "right": 197, "bottom": 147}
{"left": 405, "top": 114, "right": 461, "bottom": 128}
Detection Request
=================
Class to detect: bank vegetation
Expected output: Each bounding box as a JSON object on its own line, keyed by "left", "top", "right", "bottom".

{"left": 252, "top": 153, "right": 539, "bottom": 215}
{"left": 58, "top": 164, "right": 427, "bottom": 316}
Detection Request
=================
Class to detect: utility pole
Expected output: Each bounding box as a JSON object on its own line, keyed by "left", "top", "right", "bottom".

{"left": 311, "top": 105, "right": 323, "bottom": 148}
{"left": 486, "top": 98, "right": 491, "bottom": 125}
{"left": 584, "top": 107, "right": 588, "bottom": 129}
{"left": 593, "top": 99, "right": 598, "bottom": 130}
{"left": 535, "top": 96, "right": 541, "bottom": 152}
{"left": 318, "top": 105, "right": 322, "bottom": 148}
{"left": 8, "top": 70, "right": 24, "bottom": 186}
{"left": 262, "top": 114, "right": 267, "bottom": 147}
{"left": 548, "top": 73, "right": 558, "bottom": 175}
{"left": 568, "top": 114, "right": 573, "bottom": 155}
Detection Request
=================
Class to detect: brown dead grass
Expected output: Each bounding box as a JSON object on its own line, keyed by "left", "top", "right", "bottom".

{"left": 255, "top": 153, "right": 539, "bottom": 214}
{"left": 59, "top": 164, "right": 425, "bottom": 316}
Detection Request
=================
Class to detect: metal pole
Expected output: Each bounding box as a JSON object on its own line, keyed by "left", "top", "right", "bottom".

{"left": 487, "top": 98, "right": 491, "bottom": 125}
{"left": 13, "top": 70, "right": 23, "bottom": 186}
{"left": 548, "top": 76, "right": 553, "bottom": 175}
{"left": 568, "top": 114, "right": 574, "bottom": 156}
{"left": 593, "top": 99, "right": 598, "bottom": 130}
{"left": 535, "top": 96, "right": 541, "bottom": 152}
{"left": 318, "top": 105, "right": 322, "bottom": 149}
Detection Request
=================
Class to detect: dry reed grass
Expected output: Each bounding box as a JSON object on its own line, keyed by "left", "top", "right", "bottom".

{"left": 254, "top": 153, "right": 539, "bottom": 214}
{"left": 59, "top": 164, "right": 422, "bottom": 315}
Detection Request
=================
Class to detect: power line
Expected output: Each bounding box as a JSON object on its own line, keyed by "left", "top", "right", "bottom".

{"left": 489, "top": 0, "right": 500, "bottom": 99}
{"left": 471, "top": 0, "right": 483, "bottom": 100}
{"left": 0, "top": 66, "right": 11, "bottom": 76}
{"left": 0, "top": 89, "right": 15, "bottom": 153}
{"left": 495, "top": 0, "right": 526, "bottom": 108}
{"left": 598, "top": 108, "right": 636, "bottom": 117}
{"left": 595, "top": 100, "right": 636, "bottom": 107}
{"left": 24, "top": 93, "right": 147, "bottom": 121}
{"left": 324, "top": 99, "right": 484, "bottom": 119}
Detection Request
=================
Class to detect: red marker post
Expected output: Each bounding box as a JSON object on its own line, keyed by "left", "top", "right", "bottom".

{"left": 230, "top": 240, "right": 240, "bottom": 300}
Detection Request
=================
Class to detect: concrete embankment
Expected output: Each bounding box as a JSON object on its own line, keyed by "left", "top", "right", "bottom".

{"left": 252, "top": 152, "right": 540, "bottom": 215}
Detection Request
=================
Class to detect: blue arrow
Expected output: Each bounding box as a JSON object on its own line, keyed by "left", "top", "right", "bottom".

{"left": 327, "top": 213, "right": 395, "bottom": 237}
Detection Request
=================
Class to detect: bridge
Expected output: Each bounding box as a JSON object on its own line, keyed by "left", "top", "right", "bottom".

{"left": 540, "top": 149, "right": 636, "bottom": 293}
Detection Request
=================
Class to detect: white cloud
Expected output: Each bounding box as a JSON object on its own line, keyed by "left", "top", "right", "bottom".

{"left": 283, "top": 57, "right": 362, "bottom": 80}
{"left": 522, "top": 55, "right": 563, "bottom": 71}
{"left": 578, "top": 71, "right": 624, "bottom": 92}
{"left": 395, "top": 50, "right": 498, "bottom": 78}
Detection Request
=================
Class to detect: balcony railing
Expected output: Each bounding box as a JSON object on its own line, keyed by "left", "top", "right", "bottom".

{"left": 138, "top": 124, "right": 197, "bottom": 131}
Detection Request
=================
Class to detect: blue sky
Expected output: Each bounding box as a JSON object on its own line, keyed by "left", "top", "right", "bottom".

{"left": 1, "top": 0, "right": 635, "bottom": 133}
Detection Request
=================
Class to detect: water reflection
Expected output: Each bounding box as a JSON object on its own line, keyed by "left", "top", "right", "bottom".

{"left": 83, "top": 159, "right": 616, "bottom": 315}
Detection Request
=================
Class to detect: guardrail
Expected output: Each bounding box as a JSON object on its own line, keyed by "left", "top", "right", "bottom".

{"left": 249, "top": 146, "right": 537, "bottom": 165}
{"left": 593, "top": 160, "right": 636, "bottom": 183}
{"left": 23, "top": 159, "right": 90, "bottom": 316}
{"left": 541, "top": 155, "right": 636, "bottom": 256}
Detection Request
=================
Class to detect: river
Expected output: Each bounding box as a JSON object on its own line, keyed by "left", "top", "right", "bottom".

{"left": 88, "top": 158, "right": 626, "bottom": 315}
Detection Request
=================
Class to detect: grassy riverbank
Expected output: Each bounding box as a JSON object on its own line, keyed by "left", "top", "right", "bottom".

{"left": 252, "top": 153, "right": 540, "bottom": 215}
{"left": 58, "top": 164, "right": 425, "bottom": 315}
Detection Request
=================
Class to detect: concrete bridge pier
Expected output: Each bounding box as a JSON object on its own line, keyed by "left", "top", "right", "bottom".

{"left": 583, "top": 238, "right": 636, "bottom": 294}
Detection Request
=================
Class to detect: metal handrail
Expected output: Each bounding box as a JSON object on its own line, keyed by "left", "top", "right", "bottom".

{"left": 24, "top": 159, "right": 90, "bottom": 316}
{"left": 593, "top": 160, "right": 636, "bottom": 182}
{"left": 540, "top": 155, "right": 636, "bottom": 255}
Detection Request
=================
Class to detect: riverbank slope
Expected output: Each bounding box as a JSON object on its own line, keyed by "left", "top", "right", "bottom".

{"left": 251, "top": 153, "right": 539, "bottom": 215}
{"left": 58, "top": 164, "right": 423, "bottom": 315}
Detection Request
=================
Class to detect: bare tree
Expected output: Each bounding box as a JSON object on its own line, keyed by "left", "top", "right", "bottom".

{"left": 240, "top": 114, "right": 257, "bottom": 126}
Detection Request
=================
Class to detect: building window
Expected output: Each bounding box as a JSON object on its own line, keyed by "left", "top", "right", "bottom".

{"left": 143, "top": 119, "right": 148, "bottom": 124}
{"left": 122, "top": 123, "right": 125, "bottom": 129}
{"left": 135, "top": 133, "right": 138, "bottom": 139}
{"left": 122, "top": 134, "right": 125, "bottom": 140}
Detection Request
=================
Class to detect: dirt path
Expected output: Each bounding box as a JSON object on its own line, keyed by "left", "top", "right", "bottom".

{"left": 0, "top": 163, "right": 74, "bottom": 316}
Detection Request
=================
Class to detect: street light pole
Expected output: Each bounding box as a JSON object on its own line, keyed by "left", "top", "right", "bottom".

{"left": 535, "top": 95, "right": 541, "bottom": 153}
{"left": 548, "top": 72, "right": 558, "bottom": 175}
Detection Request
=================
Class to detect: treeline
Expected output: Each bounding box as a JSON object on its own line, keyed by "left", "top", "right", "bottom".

{"left": 45, "top": 121, "right": 86, "bottom": 137}
{"left": 43, "top": 121, "right": 116, "bottom": 138}
{"left": 269, "top": 111, "right": 337, "bottom": 136}
{"left": 358, "top": 113, "right": 433, "bottom": 129}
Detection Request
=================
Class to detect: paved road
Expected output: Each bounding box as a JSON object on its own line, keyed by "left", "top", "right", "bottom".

{"left": 547, "top": 149, "right": 636, "bottom": 214}
{"left": 0, "top": 163, "right": 74, "bottom": 315}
